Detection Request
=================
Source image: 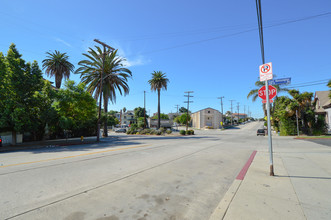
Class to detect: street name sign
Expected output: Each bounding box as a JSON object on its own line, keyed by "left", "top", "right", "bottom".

{"left": 269, "top": 77, "right": 291, "bottom": 85}
{"left": 258, "top": 85, "right": 277, "bottom": 100}
{"left": 259, "top": 62, "right": 273, "bottom": 81}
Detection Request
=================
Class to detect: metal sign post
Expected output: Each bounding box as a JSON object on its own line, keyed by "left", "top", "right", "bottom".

{"left": 259, "top": 63, "right": 274, "bottom": 176}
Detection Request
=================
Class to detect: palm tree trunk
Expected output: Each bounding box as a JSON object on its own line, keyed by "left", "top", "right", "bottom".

{"left": 55, "top": 74, "right": 63, "bottom": 89}
{"left": 103, "top": 97, "right": 108, "bottom": 137}
{"left": 157, "top": 89, "right": 161, "bottom": 129}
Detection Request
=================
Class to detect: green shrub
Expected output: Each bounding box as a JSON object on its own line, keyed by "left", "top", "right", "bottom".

{"left": 180, "top": 130, "right": 186, "bottom": 135}
{"left": 166, "top": 129, "right": 172, "bottom": 134}
{"left": 159, "top": 127, "right": 165, "bottom": 133}
{"left": 156, "top": 130, "right": 162, "bottom": 135}
{"left": 186, "top": 130, "right": 191, "bottom": 135}
{"left": 150, "top": 129, "right": 156, "bottom": 135}
{"left": 136, "top": 132, "right": 140, "bottom": 135}
{"left": 189, "top": 130, "right": 194, "bottom": 135}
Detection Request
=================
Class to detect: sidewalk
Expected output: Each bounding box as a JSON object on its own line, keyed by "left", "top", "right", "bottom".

{"left": 0, "top": 136, "right": 102, "bottom": 153}
{"left": 211, "top": 137, "right": 331, "bottom": 220}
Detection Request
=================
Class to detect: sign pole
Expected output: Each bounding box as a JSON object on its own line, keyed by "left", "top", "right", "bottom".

{"left": 265, "top": 80, "right": 274, "bottom": 176}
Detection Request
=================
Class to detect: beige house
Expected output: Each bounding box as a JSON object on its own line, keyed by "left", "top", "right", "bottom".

{"left": 191, "top": 107, "right": 223, "bottom": 129}
{"left": 314, "top": 91, "right": 331, "bottom": 133}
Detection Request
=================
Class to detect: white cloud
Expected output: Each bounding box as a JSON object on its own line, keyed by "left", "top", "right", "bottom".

{"left": 54, "top": 37, "right": 72, "bottom": 48}
{"left": 116, "top": 46, "right": 150, "bottom": 67}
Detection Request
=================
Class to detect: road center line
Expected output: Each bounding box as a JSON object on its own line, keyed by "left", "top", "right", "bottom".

{"left": 0, "top": 144, "right": 151, "bottom": 168}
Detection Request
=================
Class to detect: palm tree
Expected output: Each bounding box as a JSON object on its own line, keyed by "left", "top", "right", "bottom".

{"left": 247, "top": 79, "right": 289, "bottom": 116}
{"left": 148, "top": 71, "right": 169, "bottom": 129}
{"left": 75, "top": 46, "right": 132, "bottom": 136}
{"left": 42, "top": 50, "right": 75, "bottom": 89}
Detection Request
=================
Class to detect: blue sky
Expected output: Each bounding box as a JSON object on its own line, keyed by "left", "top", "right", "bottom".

{"left": 1, "top": 0, "right": 330, "bottom": 118}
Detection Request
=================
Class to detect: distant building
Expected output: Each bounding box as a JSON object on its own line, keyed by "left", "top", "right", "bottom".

{"left": 232, "top": 113, "right": 248, "bottom": 122}
{"left": 314, "top": 91, "right": 331, "bottom": 133}
{"left": 118, "top": 110, "right": 135, "bottom": 126}
{"left": 191, "top": 107, "right": 223, "bottom": 129}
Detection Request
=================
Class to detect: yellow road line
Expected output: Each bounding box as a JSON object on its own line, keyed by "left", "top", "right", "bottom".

{"left": 1, "top": 144, "right": 151, "bottom": 168}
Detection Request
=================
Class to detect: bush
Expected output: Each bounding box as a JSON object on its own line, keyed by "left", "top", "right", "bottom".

{"left": 156, "top": 130, "right": 162, "bottom": 135}
{"left": 159, "top": 127, "right": 166, "bottom": 133}
{"left": 189, "top": 130, "right": 194, "bottom": 135}
{"left": 180, "top": 130, "right": 186, "bottom": 135}
{"left": 186, "top": 130, "right": 191, "bottom": 135}
{"left": 166, "top": 129, "right": 172, "bottom": 134}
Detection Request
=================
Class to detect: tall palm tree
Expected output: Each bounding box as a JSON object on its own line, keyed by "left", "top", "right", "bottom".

{"left": 42, "top": 50, "right": 75, "bottom": 89}
{"left": 75, "top": 46, "right": 132, "bottom": 136}
{"left": 148, "top": 71, "right": 169, "bottom": 129}
{"left": 247, "top": 79, "right": 289, "bottom": 116}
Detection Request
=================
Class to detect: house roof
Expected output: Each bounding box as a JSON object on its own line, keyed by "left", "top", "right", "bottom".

{"left": 314, "top": 91, "right": 331, "bottom": 112}
{"left": 192, "top": 107, "right": 221, "bottom": 114}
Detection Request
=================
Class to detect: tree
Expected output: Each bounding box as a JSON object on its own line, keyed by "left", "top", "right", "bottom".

{"left": 328, "top": 80, "right": 331, "bottom": 99}
{"left": 134, "top": 107, "right": 148, "bottom": 119}
{"left": 179, "top": 107, "right": 190, "bottom": 114}
{"left": 42, "top": 50, "right": 75, "bottom": 89}
{"left": 152, "top": 113, "right": 169, "bottom": 120}
{"left": 148, "top": 71, "right": 169, "bottom": 129}
{"left": 247, "top": 79, "right": 289, "bottom": 116}
{"left": 53, "top": 81, "right": 97, "bottom": 137}
{"left": 75, "top": 47, "right": 131, "bottom": 137}
{"left": 0, "top": 44, "right": 44, "bottom": 144}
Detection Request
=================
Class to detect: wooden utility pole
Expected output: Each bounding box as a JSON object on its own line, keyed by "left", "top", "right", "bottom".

{"left": 184, "top": 91, "right": 193, "bottom": 131}
{"left": 230, "top": 100, "right": 235, "bottom": 125}
{"left": 237, "top": 102, "right": 240, "bottom": 124}
{"left": 94, "top": 39, "right": 115, "bottom": 142}
{"left": 144, "top": 91, "right": 146, "bottom": 129}
{"left": 217, "top": 97, "right": 224, "bottom": 128}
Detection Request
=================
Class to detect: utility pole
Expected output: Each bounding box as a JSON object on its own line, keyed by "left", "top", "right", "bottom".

{"left": 175, "top": 104, "right": 180, "bottom": 116}
{"left": 184, "top": 91, "right": 193, "bottom": 131}
{"left": 144, "top": 91, "right": 146, "bottom": 129}
{"left": 296, "top": 110, "right": 299, "bottom": 136}
{"left": 175, "top": 104, "right": 180, "bottom": 130}
{"left": 217, "top": 97, "right": 224, "bottom": 129}
{"left": 230, "top": 100, "right": 235, "bottom": 125}
{"left": 254, "top": 0, "right": 274, "bottom": 176}
{"left": 237, "top": 102, "right": 240, "bottom": 124}
{"left": 94, "top": 39, "right": 115, "bottom": 141}
{"left": 244, "top": 105, "right": 246, "bottom": 122}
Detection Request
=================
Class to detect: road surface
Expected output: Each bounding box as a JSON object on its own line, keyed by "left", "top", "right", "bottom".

{"left": 1, "top": 122, "right": 265, "bottom": 220}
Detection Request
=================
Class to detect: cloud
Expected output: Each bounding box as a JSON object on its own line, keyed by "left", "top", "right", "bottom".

{"left": 121, "top": 55, "right": 150, "bottom": 67}
{"left": 54, "top": 37, "right": 72, "bottom": 47}
{"left": 116, "top": 47, "right": 150, "bottom": 67}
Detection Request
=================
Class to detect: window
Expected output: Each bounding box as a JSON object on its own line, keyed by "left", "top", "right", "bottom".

{"left": 124, "top": 116, "right": 126, "bottom": 119}
{"left": 208, "top": 111, "right": 210, "bottom": 113}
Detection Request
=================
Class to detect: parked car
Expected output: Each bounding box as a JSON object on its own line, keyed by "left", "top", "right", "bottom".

{"left": 115, "top": 128, "right": 127, "bottom": 133}
{"left": 0, "top": 136, "right": 2, "bottom": 147}
{"left": 257, "top": 129, "right": 265, "bottom": 136}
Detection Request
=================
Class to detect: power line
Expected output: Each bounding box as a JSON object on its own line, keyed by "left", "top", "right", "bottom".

{"left": 129, "top": 11, "right": 331, "bottom": 56}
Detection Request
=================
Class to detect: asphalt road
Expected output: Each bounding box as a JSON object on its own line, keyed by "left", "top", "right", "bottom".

{"left": 0, "top": 122, "right": 266, "bottom": 220}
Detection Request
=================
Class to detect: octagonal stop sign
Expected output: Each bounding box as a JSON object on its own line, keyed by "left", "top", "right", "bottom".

{"left": 258, "top": 85, "right": 277, "bottom": 100}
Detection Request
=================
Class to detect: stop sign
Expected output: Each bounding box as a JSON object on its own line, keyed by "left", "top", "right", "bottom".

{"left": 258, "top": 85, "right": 277, "bottom": 100}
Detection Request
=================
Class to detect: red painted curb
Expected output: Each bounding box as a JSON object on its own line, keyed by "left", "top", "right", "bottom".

{"left": 236, "top": 150, "right": 257, "bottom": 180}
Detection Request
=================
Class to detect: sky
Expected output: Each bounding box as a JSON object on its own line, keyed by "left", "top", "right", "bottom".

{"left": 1, "top": 0, "right": 331, "bottom": 118}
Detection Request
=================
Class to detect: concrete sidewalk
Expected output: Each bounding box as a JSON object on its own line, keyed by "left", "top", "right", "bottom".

{"left": 211, "top": 137, "right": 331, "bottom": 220}
{"left": 0, "top": 136, "right": 105, "bottom": 153}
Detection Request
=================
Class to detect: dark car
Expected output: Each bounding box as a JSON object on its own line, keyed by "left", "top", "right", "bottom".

{"left": 115, "top": 128, "right": 127, "bottom": 133}
{"left": 257, "top": 129, "right": 265, "bottom": 136}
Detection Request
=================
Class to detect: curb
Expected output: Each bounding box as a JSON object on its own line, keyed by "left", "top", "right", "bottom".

{"left": 209, "top": 150, "right": 257, "bottom": 220}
